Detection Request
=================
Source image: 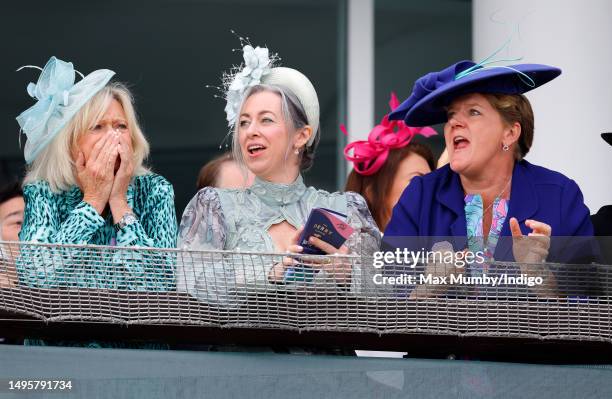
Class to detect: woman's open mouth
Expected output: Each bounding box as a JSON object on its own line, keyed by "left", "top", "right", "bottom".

{"left": 247, "top": 144, "right": 267, "bottom": 157}
{"left": 453, "top": 135, "right": 470, "bottom": 151}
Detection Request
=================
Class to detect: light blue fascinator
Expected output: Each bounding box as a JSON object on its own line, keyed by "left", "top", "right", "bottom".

{"left": 16, "top": 56, "right": 115, "bottom": 163}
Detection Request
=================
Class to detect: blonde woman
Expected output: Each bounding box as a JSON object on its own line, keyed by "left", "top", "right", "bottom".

{"left": 16, "top": 57, "right": 177, "bottom": 291}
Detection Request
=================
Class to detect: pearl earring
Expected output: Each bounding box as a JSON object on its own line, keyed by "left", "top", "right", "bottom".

{"left": 294, "top": 148, "right": 300, "bottom": 155}
{"left": 502, "top": 143, "right": 509, "bottom": 151}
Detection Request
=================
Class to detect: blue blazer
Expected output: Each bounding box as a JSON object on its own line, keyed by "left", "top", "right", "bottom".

{"left": 384, "top": 160, "right": 596, "bottom": 263}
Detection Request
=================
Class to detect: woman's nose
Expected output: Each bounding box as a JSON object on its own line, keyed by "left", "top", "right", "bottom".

{"left": 245, "top": 122, "right": 259, "bottom": 137}
{"left": 447, "top": 114, "right": 465, "bottom": 129}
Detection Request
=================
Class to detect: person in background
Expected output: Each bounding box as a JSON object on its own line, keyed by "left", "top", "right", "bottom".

{"left": 0, "top": 181, "right": 24, "bottom": 288}
{"left": 15, "top": 56, "right": 176, "bottom": 348}
{"left": 344, "top": 92, "right": 436, "bottom": 231}
{"left": 436, "top": 148, "right": 449, "bottom": 168}
{"left": 591, "top": 133, "right": 612, "bottom": 264}
{"left": 196, "top": 151, "right": 254, "bottom": 190}
{"left": 0, "top": 181, "right": 24, "bottom": 344}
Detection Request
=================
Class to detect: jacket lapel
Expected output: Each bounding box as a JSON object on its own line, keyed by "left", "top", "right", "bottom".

{"left": 495, "top": 161, "right": 538, "bottom": 260}
{"left": 437, "top": 167, "right": 468, "bottom": 250}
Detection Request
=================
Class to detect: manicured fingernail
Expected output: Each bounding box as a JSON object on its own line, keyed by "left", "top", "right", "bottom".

{"left": 296, "top": 245, "right": 303, "bottom": 251}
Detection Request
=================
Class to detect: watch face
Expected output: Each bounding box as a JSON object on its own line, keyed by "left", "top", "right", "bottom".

{"left": 114, "top": 213, "right": 138, "bottom": 232}
{"left": 123, "top": 213, "right": 138, "bottom": 226}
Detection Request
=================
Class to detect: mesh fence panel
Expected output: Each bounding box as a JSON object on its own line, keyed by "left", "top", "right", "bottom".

{"left": 0, "top": 240, "right": 610, "bottom": 342}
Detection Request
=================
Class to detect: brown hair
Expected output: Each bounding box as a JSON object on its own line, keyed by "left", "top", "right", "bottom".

{"left": 344, "top": 143, "right": 435, "bottom": 230}
{"left": 196, "top": 152, "right": 234, "bottom": 190}
{"left": 483, "top": 93, "right": 534, "bottom": 159}
{"left": 0, "top": 180, "right": 23, "bottom": 205}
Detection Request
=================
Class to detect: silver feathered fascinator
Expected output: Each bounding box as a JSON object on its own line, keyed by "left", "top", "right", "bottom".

{"left": 214, "top": 33, "right": 320, "bottom": 147}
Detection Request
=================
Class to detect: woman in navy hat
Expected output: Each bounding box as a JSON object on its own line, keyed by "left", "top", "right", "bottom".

{"left": 384, "top": 61, "right": 597, "bottom": 295}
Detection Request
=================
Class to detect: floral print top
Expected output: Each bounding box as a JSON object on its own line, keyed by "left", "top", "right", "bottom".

{"left": 464, "top": 194, "right": 509, "bottom": 275}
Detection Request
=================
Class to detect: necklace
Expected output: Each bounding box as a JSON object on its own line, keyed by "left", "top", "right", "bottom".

{"left": 481, "top": 177, "right": 512, "bottom": 217}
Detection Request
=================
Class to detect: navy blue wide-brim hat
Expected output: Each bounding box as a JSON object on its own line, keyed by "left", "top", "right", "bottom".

{"left": 389, "top": 60, "right": 562, "bottom": 127}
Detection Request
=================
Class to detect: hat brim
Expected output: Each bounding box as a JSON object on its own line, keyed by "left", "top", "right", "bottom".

{"left": 389, "top": 64, "right": 561, "bottom": 127}
{"left": 602, "top": 133, "right": 612, "bottom": 147}
{"left": 22, "top": 69, "right": 115, "bottom": 164}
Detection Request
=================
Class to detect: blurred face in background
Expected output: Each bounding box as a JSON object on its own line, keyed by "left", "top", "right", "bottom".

{"left": 0, "top": 196, "right": 24, "bottom": 242}
{"left": 217, "top": 160, "right": 255, "bottom": 189}
{"left": 345, "top": 143, "right": 435, "bottom": 231}
{"left": 0, "top": 195, "right": 24, "bottom": 274}
{"left": 386, "top": 152, "right": 432, "bottom": 213}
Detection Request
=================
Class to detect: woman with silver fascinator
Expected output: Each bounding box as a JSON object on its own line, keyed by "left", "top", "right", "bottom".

{"left": 14, "top": 57, "right": 177, "bottom": 348}
{"left": 178, "top": 43, "right": 381, "bottom": 305}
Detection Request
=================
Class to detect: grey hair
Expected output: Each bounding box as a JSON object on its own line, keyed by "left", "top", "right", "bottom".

{"left": 232, "top": 84, "right": 320, "bottom": 174}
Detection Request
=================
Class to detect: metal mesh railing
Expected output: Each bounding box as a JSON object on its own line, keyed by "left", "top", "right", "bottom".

{"left": 0, "top": 240, "right": 611, "bottom": 343}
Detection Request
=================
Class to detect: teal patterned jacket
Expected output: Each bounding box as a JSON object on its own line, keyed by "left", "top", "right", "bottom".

{"left": 17, "top": 173, "right": 177, "bottom": 291}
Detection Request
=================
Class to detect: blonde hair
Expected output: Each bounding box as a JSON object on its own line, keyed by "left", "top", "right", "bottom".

{"left": 24, "top": 82, "right": 150, "bottom": 192}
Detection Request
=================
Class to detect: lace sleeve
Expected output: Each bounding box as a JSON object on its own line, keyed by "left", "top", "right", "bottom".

{"left": 178, "top": 188, "right": 226, "bottom": 251}
{"left": 345, "top": 191, "right": 381, "bottom": 254}
{"left": 177, "top": 188, "right": 234, "bottom": 304}
{"left": 341, "top": 192, "right": 382, "bottom": 295}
